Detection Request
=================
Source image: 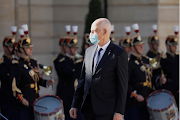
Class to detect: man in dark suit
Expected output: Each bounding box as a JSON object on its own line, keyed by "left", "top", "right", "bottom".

{"left": 69, "top": 18, "right": 128, "bottom": 120}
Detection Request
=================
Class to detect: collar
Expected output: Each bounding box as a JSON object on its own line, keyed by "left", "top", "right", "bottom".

{"left": 60, "top": 53, "right": 66, "bottom": 56}
{"left": 167, "top": 51, "right": 175, "bottom": 58}
{"left": 66, "top": 53, "right": 75, "bottom": 59}
{"left": 150, "top": 50, "right": 158, "bottom": 55}
{"left": 131, "top": 52, "right": 142, "bottom": 60}
{"left": 3, "top": 54, "right": 12, "bottom": 60}
{"left": 12, "top": 55, "right": 20, "bottom": 60}
{"left": 97, "top": 40, "right": 110, "bottom": 51}
{"left": 20, "top": 56, "right": 30, "bottom": 62}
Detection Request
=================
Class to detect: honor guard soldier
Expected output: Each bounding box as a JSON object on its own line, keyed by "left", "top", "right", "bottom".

{"left": 54, "top": 36, "right": 67, "bottom": 98}
{"left": 0, "top": 26, "right": 18, "bottom": 120}
{"left": 125, "top": 23, "right": 152, "bottom": 120}
{"left": 146, "top": 24, "right": 167, "bottom": 89}
{"left": 119, "top": 26, "right": 132, "bottom": 56}
{"left": 54, "top": 34, "right": 78, "bottom": 120}
{"left": 9, "top": 28, "right": 54, "bottom": 120}
{"left": 160, "top": 26, "right": 179, "bottom": 107}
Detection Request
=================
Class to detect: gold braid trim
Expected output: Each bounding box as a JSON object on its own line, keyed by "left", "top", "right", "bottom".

{"left": 28, "top": 63, "right": 39, "bottom": 93}
{"left": 140, "top": 60, "right": 153, "bottom": 88}
{"left": 12, "top": 77, "right": 22, "bottom": 97}
{"left": 28, "top": 63, "right": 39, "bottom": 82}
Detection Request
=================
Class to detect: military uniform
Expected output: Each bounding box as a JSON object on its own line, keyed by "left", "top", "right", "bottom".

{"left": 125, "top": 35, "right": 152, "bottom": 120}
{"left": 160, "top": 35, "right": 179, "bottom": 107}
{"left": 0, "top": 36, "right": 18, "bottom": 120}
{"left": 146, "top": 35, "right": 165, "bottom": 89}
{"left": 10, "top": 37, "right": 48, "bottom": 120}
{"left": 54, "top": 37, "right": 79, "bottom": 120}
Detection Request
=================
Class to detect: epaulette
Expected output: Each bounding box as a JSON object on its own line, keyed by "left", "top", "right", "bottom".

{"left": 59, "top": 57, "right": 65, "bottom": 62}
{"left": 0, "top": 57, "right": 4, "bottom": 64}
{"left": 53, "top": 55, "right": 58, "bottom": 61}
{"left": 75, "top": 53, "right": 83, "bottom": 59}
{"left": 12, "top": 59, "right": 19, "bottom": 64}
{"left": 175, "top": 52, "right": 179, "bottom": 55}
{"left": 75, "top": 58, "right": 83, "bottom": 64}
{"left": 161, "top": 52, "right": 167, "bottom": 59}
{"left": 144, "top": 52, "right": 148, "bottom": 56}
{"left": 142, "top": 55, "right": 149, "bottom": 59}
{"left": 30, "top": 58, "right": 37, "bottom": 61}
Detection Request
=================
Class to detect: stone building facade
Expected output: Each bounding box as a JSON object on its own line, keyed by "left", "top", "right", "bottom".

{"left": 0, "top": 0, "right": 179, "bottom": 95}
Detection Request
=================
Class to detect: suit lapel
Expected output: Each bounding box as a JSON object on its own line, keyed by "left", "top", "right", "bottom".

{"left": 94, "top": 42, "right": 114, "bottom": 74}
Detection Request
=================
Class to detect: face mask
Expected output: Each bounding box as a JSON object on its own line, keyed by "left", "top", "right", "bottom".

{"left": 89, "top": 31, "right": 104, "bottom": 44}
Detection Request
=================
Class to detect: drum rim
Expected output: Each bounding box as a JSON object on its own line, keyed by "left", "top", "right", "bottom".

{"left": 33, "top": 95, "right": 63, "bottom": 115}
{"left": 146, "top": 89, "right": 174, "bottom": 111}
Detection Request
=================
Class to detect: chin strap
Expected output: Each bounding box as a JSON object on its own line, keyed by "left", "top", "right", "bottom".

{"left": 134, "top": 46, "right": 141, "bottom": 55}
{"left": 151, "top": 43, "right": 156, "bottom": 52}
{"left": 69, "top": 47, "right": 73, "bottom": 56}
{"left": 22, "top": 48, "right": 28, "bottom": 56}
{"left": 15, "top": 50, "right": 20, "bottom": 58}
{"left": 169, "top": 45, "right": 173, "bottom": 53}
{"left": 62, "top": 46, "right": 66, "bottom": 54}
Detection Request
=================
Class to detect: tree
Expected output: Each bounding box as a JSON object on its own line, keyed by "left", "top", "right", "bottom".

{"left": 81, "top": 0, "right": 104, "bottom": 55}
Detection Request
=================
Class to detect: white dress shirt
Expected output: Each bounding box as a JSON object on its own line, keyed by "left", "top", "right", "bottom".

{"left": 93, "top": 40, "right": 110, "bottom": 72}
{"left": 66, "top": 53, "right": 75, "bottom": 59}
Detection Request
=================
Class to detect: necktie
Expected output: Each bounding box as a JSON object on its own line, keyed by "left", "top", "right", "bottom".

{"left": 96, "top": 48, "right": 103, "bottom": 67}
{"left": 93, "top": 48, "right": 103, "bottom": 72}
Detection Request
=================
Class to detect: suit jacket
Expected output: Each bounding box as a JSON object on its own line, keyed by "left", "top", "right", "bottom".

{"left": 71, "top": 42, "right": 128, "bottom": 115}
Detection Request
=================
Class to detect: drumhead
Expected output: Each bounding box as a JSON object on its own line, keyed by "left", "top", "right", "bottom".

{"left": 147, "top": 91, "right": 173, "bottom": 110}
{"left": 34, "top": 96, "right": 61, "bottom": 114}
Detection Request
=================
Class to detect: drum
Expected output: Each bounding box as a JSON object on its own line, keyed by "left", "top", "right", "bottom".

{"left": 33, "top": 95, "right": 64, "bottom": 120}
{"left": 146, "top": 89, "right": 179, "bottom": 120}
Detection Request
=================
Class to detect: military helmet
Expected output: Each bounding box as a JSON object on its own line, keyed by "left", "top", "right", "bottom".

{"left": 148, "top": 35, "right": 159, "bottom": 44}
{"left": 59, "top": 37, "right": 65, "bottom": 46}
{"left": 131, "top": 35, "right": 144, "bottom": 46}
{"left": 19, "top": 37, "right": 33, "bottom": 48}
{"left": 165, "top": 35, "right": 178, "bottom": 46}
{"left": 3, "top": 37, "right": 15, "bottom": 47}
{"left": 13, "top": 42, "right": 19, "bottom": 51}
{"left": 63, "top": 36, "right": 70, "bottom": 46}
{"left": 119, "top": 37, "right": 131, "bottom": 47}
{"left": 68, "top": 37, "right": 78, "bottom": 47}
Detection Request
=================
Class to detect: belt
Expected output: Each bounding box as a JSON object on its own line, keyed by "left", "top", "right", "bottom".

{"left": 129, "top": 80, "right": 152, "bottom": 88}
{"left": 23, "top": 84, "right": 35, "bottom": 89}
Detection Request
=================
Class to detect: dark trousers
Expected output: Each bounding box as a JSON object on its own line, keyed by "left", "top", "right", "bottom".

{"left": 1, "top": 103, "right": 18, "bottom": 120}
{"left": 64, "top": 104, "right": 82, "bottom": 120}
{"left": 82, "top": 113, "right": 113, "bottom": 120}
{"left": 81, "top": 94, "right": 113, "bottom": 120}
{"left": 18, "top": 108, "right": 34, "bottom": 120}
{"left": 124, "top": 106, "right": 149, "bottom": 120}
